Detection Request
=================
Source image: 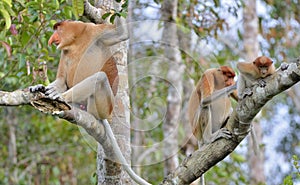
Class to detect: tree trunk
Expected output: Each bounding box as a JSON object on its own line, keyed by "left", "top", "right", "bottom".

{"left": 93, "top": 1, "right": 131, "bottom": 184}
{"left": 127, "top": 0, "right": 143, "bottom": 176}
{"left": 177, "top": 2, "right": 197, "bottom": 157}
{"left": 243, "top": 0, "right": 266, "bottom": 184}
{"left": 161, "top": 0, "right": 183, "bottom": 176}
{"left": 5, "top": 107, "right": 18, "bottom": 185}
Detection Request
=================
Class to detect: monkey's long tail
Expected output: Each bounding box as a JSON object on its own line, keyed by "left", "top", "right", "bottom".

{"left": 103, "top": 119, "right": 152, "bottom": 185}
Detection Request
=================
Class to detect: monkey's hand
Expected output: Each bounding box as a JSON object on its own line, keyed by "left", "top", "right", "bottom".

{"left": 211, "top": 128, "right": 232, "bottom": 143}
{"left": 257, "top": 78, "right": 267, "bottom": 87}
{"left": 29, "top": 84, "right": 46, "bottom": 93}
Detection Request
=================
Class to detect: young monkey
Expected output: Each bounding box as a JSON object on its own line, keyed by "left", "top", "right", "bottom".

{"left": 188, "top": 66, "right": 238, "bottom": 146}
{"left": 237, "top": 56, "right": 275, "bottom": 99}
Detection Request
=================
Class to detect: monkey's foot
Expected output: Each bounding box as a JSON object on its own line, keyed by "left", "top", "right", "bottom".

{"left": 45, "top": 86, "right": 63, "bottom": 100}
{"left": 211, "top": 128, "right": 232, "bottom": 143}
{"left": 257, "top": 78, "right": 267, "bottom": 87}
{"left": 281, "top": 63, "right": 289, "bottom": 71}
{"left": 242, "top": 88, "right": 253, "bottom": 98}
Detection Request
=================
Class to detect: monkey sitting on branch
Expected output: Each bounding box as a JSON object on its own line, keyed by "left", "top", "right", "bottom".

{"left": 29, "top": 18, "right": 150, "bottom": 185}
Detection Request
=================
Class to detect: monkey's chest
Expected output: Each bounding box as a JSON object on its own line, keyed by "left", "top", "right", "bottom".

{"left": 210, "top": 97, "right": 231, "bottom": 132}
{"left": 65, "top": 52, "right": 108, "bottom": 88}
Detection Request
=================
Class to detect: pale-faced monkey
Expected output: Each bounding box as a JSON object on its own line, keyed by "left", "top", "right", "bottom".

{"left": 30, "top": 18, "right": 151, "bottom": 185}
{"left": 237, "top": 56, "right": 275, "bottom": 99}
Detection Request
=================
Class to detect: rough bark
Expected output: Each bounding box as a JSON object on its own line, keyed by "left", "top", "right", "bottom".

{"left": 243, "top": 0, "right": 266, "bottom": 183}
{"left": 6, "top": 107, "right": 18, "bottom": 185}
{"left": 83, "top": 1, "right": 131, "bottom": 184}
{"left": 160, "top": 60, "right": 300, "bottom": 184}
{"left": 161, "top": 0, "right": 182, "bottom": 176}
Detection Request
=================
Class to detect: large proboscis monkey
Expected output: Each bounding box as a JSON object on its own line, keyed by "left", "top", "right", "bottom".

{"left": 188, "top": 66, "right": 238, "bottom": 185}
{"left": 237, "top": 56, "right": 275, "bottom": 99}
{"left": 30, "top": 18, "right": 150, "bottom": 185}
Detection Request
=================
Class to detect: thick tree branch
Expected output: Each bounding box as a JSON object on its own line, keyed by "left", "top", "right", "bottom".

{"left": 0, "top": 89, "right": 150, "bottom": 185}
{"left": 0, "top": 89, "right": 112, "bottom": 158}
{"left": 2, "top": 61, "right": 300, "bottom": 185}
{"left": 161, "top": 60, "right": 300, "bottom": 185}
{"left": 84, "top": 0, "right": 106, "bottom": 23}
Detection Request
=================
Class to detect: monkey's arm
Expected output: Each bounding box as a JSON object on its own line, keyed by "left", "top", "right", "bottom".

{"left": 45, "top": 57, "right": 68, "bottom": 99}
{"left": 101, "top": 17, "right": 128, "bottom": 46}
{"left": 201, "top": 84, "right": 237, "bottom": 106}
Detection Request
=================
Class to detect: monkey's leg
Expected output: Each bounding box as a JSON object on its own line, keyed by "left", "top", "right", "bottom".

{"left": 242, "top": 87, "right": 253, "bottom": 98}
{"left": 202, "top": 113, "right": 232, "bottom": 144}
{"left": 62, "top": 72, "right": 114, "bottom": 120}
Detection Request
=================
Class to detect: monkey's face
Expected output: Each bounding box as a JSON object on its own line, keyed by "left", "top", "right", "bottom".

{"left": 258, "top": 66, "right": 269, "bottom": 77}
{"left": 220, "top": 66, "right": 236, "bottom": 86}
{"left": 253, "top": 56, "right": 274, "bottom": 78}
{"left": 224, "top": 75, "right": 235, "bottom": 86}
{"left": 48, "top": 21, "right": 77, "bottom": 49}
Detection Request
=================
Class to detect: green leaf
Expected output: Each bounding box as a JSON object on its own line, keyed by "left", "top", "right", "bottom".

{"left": 0, "top": 9, "right": 11, "bottom": 30}
{"left": 110, "top": 13, "right": 117, "bottom": 23}
{"left": 55, "top": 0, "right": 59, "bottom": 9}
{"left": 72, "top": 0, "right": 84, "bottom": 17}
{"left": 2, "top": 0, "right": 12, "bottom": 7}
{"left": 102, "top": 12, "right": 111, "bottom": 20}
{"left": 121, "top": 0, "right": 128, "bottom": 9}
{"left": 119, "top": 12, "right": 127, "bottom": 18}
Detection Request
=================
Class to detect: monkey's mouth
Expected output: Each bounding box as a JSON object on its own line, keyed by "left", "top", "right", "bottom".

{"left": 53, "top": 41, "right": 60, "bottom": 45}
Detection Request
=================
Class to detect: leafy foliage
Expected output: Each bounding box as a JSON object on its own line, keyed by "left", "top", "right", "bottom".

{"left": 0, "top": 0, "right": 96, "bottom": 184}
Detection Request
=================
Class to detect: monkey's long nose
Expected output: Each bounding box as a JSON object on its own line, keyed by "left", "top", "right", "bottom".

{"left": 48, "top": 39, "right": 59, "bottom": 46}
{"left": 48, "top": 33, "right": 60, "bottom": 46}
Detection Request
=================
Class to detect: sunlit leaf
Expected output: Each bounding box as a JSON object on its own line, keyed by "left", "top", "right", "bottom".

{"left": 72, "top": 0, "right": 84, "bottom": 17}
{"left": 2, "top": 0, "right": 12, "bottom": 7}
{"left": 0, "top": 9, "right": 11, "bottom": 30}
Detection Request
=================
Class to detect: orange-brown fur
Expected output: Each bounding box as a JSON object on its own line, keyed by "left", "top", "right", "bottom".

{"left": 188, "top": 66, "right": 237, "bottom": 143}
{"left": 47, "top": 21, "right": 119, "bottom": 119}
{"left": 237, "top": 56, "right": 275, "bottom": 99}
{"left": 49, "top": 21, "right": 117, "bottom": 91}
{"left": 29, "top": 19, "right": 153, "bottom": 185}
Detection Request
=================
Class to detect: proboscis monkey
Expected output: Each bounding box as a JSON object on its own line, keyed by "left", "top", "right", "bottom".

{"left": 30, "top": 19, "right": 150, "bottom": 185}
{"left": 188, "top": 66, "right": 237, "bottom": 146}
{"left": 188, "top": 66, "right": 237, "bottom": 185}
{"left": 237, "top": 56, "right": 275, "bottom": 99}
